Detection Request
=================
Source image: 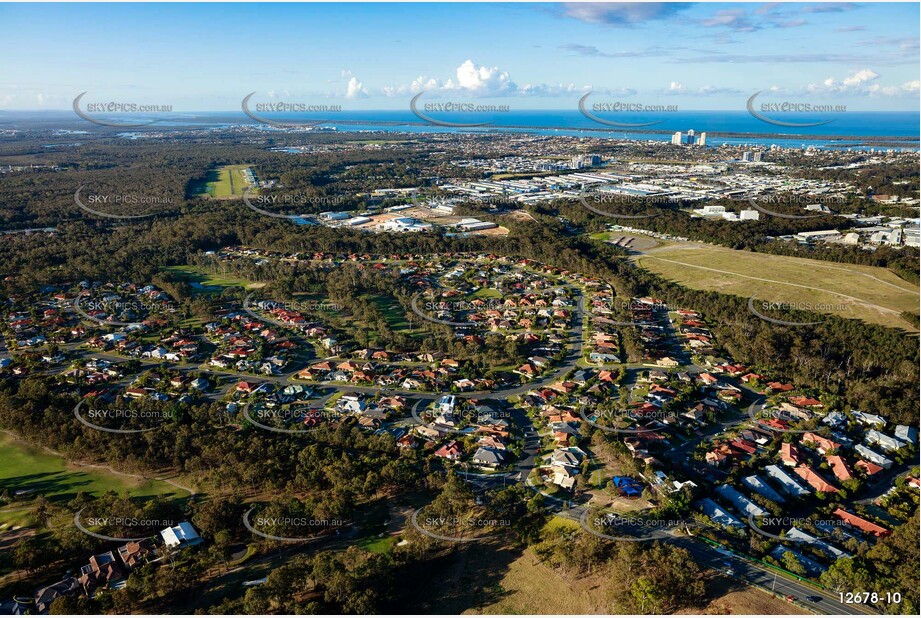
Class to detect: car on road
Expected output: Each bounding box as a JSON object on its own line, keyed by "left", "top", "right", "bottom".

{"left": 806, "top": 596, "right": 822, "bottom": 603}
{"left": 785, "top": 595, "right": 796, "bottom": 602}
{"left": 724, "top": 569, "right": 734, "bottom": 576}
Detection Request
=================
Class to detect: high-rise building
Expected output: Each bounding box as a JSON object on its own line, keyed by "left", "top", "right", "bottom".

{"left": 742, "top": 151, "right": 753, "bottom": 162}
{"left": 671, "top": 130, "right": 707, "bottom": 146}
{"left": 570, "top": 154, "right": 602, "bottom": 169}
{"left": 753, "top": 151, "right": 764, "bottom": 162}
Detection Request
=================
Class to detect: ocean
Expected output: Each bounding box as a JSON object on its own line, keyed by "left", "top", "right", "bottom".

{"left": 177, "top": 110, "right": 921, "bottom": 149}
{"left": 2, "top": 109, "right": 918, "bottom": 150}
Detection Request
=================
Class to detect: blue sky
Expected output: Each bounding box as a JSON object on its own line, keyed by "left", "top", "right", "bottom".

{"left": 1, "top": 2, "right": 918, "bottom": 111}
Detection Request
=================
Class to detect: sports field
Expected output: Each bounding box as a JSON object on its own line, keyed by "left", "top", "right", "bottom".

{"left": 634, "top": 245, "right": 919, "bottom": 330}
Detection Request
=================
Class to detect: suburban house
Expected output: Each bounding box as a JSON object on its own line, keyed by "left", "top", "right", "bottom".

{"left": 793, "top": 466, "right": 840, "bottom": 494}
{"left": 434, "top": 440, "right": 461, "bottom": 460}
{"left": 742, "top": 474, "right": 786, "bottom": 503}
{"left": 117, "top": 539, "right": 157, "bottom": 569}
{"left": 715, "top": 484, "right": 768, "bottom": 517}
{"left": 471, "top": 446, "right": 507, "bottom": 469}
{"left": 160, "top": 521, "right": 202, "bottom": 549}
{"left": 800, "top": 432, "right": 841, "bottom": 454}
{"left": 833, "top": 508, "right": 891, "bottom": 538}
{"left": 780, "top": 442, "right": 804, "bottom": 466}
{"left": 78, "top": 551, "right": 126, "bottom": 595}
{"left": 33, "top": 577, "right": 81, "bottom": 613}
{"left": 825, "top": 455, "right": 855, "bottom": 482}
{"left": 864, "top": 429, "right": 907, "bottom": 453}
{"left": 763, "top": 464, "right": 810, "bottom": 497}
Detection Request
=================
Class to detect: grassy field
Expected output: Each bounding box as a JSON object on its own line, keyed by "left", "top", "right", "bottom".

{"left": 0, "top": 434, "right": 189, "bottom": 526}
{"left": 356, "top": 534, "right": 397, "bottom": 553}
{"left": 412, "top": 514, "right": 804, "bottom": 615}
{"left": 634, "top": 245, "right": 919, "bottom": 330}
{"left": 189, "top": 165, "right": 256, "bottom": 199}
{"left": 470, "top": 288, "right": 503, "bottom": 300}
{"left": 163, "top": 265, "right": 258, "bottom": 294}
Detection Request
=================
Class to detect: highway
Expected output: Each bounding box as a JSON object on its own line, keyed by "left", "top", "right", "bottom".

{"left": 670, "top": 536, "right": 878, "bottom": 616}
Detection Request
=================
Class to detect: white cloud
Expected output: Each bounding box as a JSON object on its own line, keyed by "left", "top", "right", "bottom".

{"left": 809, "top": 68, "right": 879, "bottom": 93}
{"left": 382, "top": 60, "right": 516, "bottom": 97}
{"left": 346, "top": 77, "right": 368, "bottom": 99}
{"left": 660, "top": 82, "right": 743, "bottom": 97}
{"left": 842, "top": 68, "right": 879, "bottom": 87}
{"left": 806, "top": 68, "right": 917, "bottom": 97}
{"left": 450, "top": 60, "right": 516, "bottom": 94}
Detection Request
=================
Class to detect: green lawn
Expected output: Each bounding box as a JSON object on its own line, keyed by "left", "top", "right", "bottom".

{"left": 0, "top": 434, "right": 189, "bottom": 510}
{"left": 189, "top": 165, "right": 257, "bottom": 199}
{"left": 163, "top": 265, "right": 258, "bottom": 294}
{"left": 470, "top": 288, "right": 503, "bottom": 300}
{"left": 357, "top": 534, "right": 397, "bottom": 554}
{"left": 0, "top": 508, "right": 35, "bottom": 530}
{"left": 367, "top": 295, "right": 416, "bottom": 334}
{"left": 634, "top": 245, "right": 919, "bottom": 330}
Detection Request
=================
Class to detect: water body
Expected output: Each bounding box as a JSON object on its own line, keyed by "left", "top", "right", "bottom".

{"left": 193, "top": 110, "right": 921, "bottom": 150}
{"left": 6, "top": 110, "right": 918, "bottom": 150}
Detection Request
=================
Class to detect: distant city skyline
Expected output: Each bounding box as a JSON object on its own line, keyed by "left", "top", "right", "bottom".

{"left": 1, "top": 1, "right": 918, "bottom": 112}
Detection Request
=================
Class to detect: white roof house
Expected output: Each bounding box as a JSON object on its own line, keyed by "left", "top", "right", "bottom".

{"left": 743, "top": 475, "right": 786, "bottom": 503}
{"left": 895, "top": 424, "right": 919, "bottom": 445}
{"left": 716, "top": 484, "right": 768, "bottom": 518}
{"left": 160, "top": 522, "right": 202, "bottom": 548}
{"left": 764, "top": 465, "right": 810, "bottom": 497}
{"left": 854, "top": 444, "right": 894, "bottom": 469}
{"left": 697, "top": 498, "right": 744, "bottom": 528}
{"left": 851, "top": 410, "right": 886, "bottom": 428}
{"left": 785, "top": 527, "right": 851, "bottom": 560}
{"left": 864, "top": 429, "right": 907, "bottom": 453}
{"left": 437, "top": 395, "right": 456, "bottom": 416}
{"left": 769, "top": 546, "right": 825, "bottom": 576}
